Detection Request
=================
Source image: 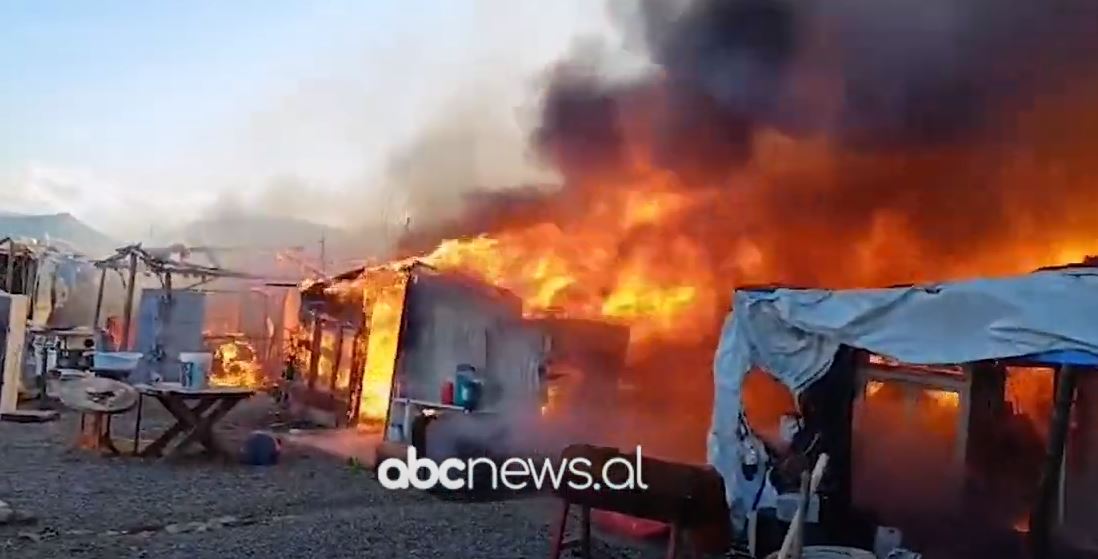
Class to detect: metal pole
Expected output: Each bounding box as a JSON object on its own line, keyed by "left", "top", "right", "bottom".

{"left": 120, "top": 251, "right": 139, "bottom": 351}
{"left": 92, "top": 267, "right": 107, "bottom": 327}
{"left": 1031, "top": 364, "right": 1077, "bottom": 556}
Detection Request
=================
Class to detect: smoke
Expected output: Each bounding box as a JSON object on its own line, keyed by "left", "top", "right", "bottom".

{"left": 506, "top": 0, "right": 1098, "bottom": 288}
{"left": 535, "top": 0, "right": 1098, "bottom": 174}
{"left": 188, "top": 92, "right": 559, "bottom": 265}
{"left": 638, "top": 0, "right": 1097, "bottom": 150}
{"left": 375, "top": 0, "right": 1098, "bottom": 463}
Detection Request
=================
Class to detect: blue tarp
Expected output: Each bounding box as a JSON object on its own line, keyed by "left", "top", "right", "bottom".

{"left": 1019, "top": 349, "right": 1098, "bottom": 366}
{"left": 710, "top": 267, "right": 1098, "bottom": 530}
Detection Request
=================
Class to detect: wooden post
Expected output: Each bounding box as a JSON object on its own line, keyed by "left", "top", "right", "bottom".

{"left": 4, "top": 238, "right": 15, "bottom": 293}
{"left": 799, "top": 346, "right": 857, "bottom": 524}
{"left": 1031, "top": 364, "right": 1078, "bottom": 556}
{"left": 0, "top": 294, "right": 30, "bottom": 414}
{"left": 120, "top": 251, "right": 139, "bottom": 351}
{"left": 92, "top": 267, "right": 107, "bottom": 327}
{"left": 159, "top": 271, "right": 172, "bottom": 383}
{"left": 307, "top": 316, "right": 322, "bottom": 389}
{"left": 965, "top": 361, "right": 1006, "bottom": 494}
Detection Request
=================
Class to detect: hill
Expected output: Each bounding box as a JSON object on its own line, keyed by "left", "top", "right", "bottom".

{"left": 0, "top": 212, "right": 118, "bottom": 257}
{"left": 157, "top": 214, "right": 389, "bottom": 277}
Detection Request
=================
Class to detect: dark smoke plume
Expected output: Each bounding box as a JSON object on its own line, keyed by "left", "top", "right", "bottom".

{"left": 536, "top": 0, "right": 1098, "bottom": 184}
{"left": 390, "top": 0, "right": 1098, "bottom": 463}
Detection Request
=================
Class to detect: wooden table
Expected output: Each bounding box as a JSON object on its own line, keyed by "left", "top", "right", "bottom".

{"left": 133, "top": 383, "right": 255, "bottom": 460}
{"left": 56, "top": 374, "right": 137, "bottom": 455}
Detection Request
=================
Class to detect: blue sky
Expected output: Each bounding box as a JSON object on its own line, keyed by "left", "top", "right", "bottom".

{"left": 1, "top": 1, "right": 618, "bottom": 237}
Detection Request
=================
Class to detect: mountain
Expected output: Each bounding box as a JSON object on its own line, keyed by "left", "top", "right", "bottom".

{"left": 0, "top": 212, "right": 118, "bottom": 257}
{"left": 157, "top": 215, "right": 388, "bottom": 277}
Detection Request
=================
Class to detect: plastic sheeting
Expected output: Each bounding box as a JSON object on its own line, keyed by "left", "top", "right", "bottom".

{"left": 709, "top": 267, "right": 1098, "bottom": 530}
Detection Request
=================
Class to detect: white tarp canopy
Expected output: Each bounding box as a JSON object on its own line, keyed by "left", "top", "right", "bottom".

{"left": 709, "top": 267, "right": 1098, "bottom": 529}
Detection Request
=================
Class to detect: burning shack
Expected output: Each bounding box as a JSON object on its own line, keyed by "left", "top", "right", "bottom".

{"left": 715, "top": 266, "right": 1098, "bottom": 558}
{"left": 288, "top": 260, "right": 631, "bottom": 456}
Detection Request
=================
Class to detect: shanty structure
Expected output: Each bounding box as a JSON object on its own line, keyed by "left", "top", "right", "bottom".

{"left": 290, "top": 261, "right": 544, "bottom": 428}
{"left": 289, "top": 260, "right": 631, "bottom": 456}
{"left": 0, "top": 237, "right": 38, "bottom": 297}
{"left": 712, "top": 265, "right": 1098, "bottom": 557}
{"left": 93, "top": 245, "right": 263, "bottom": 383}
{"left": 0, "top": 237, "right": 100, "bottom": 327}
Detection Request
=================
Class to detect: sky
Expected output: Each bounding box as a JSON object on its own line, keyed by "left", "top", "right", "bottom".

{"left": 0, "top": 1, "right": 619, "bottom": 239}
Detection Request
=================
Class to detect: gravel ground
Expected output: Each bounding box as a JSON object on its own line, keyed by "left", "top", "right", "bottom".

{"left": 0, "top": 396, "right": 661, "bottom": 559}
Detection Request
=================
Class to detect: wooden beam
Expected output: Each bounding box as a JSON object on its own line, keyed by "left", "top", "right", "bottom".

{"left": 4, "top": 238, "right": 15, "bottom": 293}
{"left": 92, "top": 267, "right": 107, "bottom": 327}
{"left": 0, "top": 295, "right": 30, "bottom": 414}
{"left": 120, "top": 251, "right": 139, "bottom": 351}
{"left": 1031, "top": 364, "right": 1078, "bottom": 556}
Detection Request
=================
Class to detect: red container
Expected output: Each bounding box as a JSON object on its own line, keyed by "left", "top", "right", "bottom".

{"left": 440, "top": 380, "right": 455, "bottom": 405}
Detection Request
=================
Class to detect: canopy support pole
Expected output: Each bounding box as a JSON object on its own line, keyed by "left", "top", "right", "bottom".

{"left": 1031, "top": 364, "right": 1077, "bottom": 557}
{"left": 121, "top": 251, "right": 139, "bottom": 351}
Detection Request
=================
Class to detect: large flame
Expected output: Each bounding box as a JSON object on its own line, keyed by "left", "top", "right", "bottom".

{"left": 409, "top": 156, "right": 1098, "bottom": 367}
{"left": 210, "top": 339, "right": 266, "bottom": 389}
{"left": 378, "top": 116, "right": 1094, "bottom": 460}
{"left": 417, "top": 175, "right": 722, "bottom": 356}
{"left": 356, "top": 268, "right": 409, "bottom": 424}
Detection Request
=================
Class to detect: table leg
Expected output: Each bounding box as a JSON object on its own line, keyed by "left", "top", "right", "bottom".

{"left": 580, "top": 505, "right": 591, "bottom": 559}
{"left": 140, "top": 397, "right": 216, "bottom": 457}
{"left": 170, "top": 397, "right": 244, "bottom": 459}
{"left": 132, "top": 393, "right": 143, "bottom": 455}
{"left": 548, "top": 500, "right": 570, "bottom": 559}
{"left": 666, "top": 524, "right": 682, "bottom": 559}
{"left": 99, "top": 414, "right": 120, "bottom": 456}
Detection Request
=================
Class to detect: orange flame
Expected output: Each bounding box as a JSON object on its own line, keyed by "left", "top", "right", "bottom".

{"left": 416, "top": 179, "right": 721, "bottom": 358}
{"left": 924, "top": 389, "right": 961, "bottom": 408}
{"left": 356, "top": 268, "right": 408, "bottom": 425}
{"left": 210, "top": 339, "right": 266, "bottom": 388}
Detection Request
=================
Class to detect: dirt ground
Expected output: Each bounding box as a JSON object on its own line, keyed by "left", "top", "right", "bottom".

{"left": 0, "top": 395, "right": 660, "bottom": 559}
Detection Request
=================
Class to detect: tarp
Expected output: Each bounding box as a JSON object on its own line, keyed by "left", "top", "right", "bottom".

{"left": 709, "top": 267, "right": 1098, "bottom": 530}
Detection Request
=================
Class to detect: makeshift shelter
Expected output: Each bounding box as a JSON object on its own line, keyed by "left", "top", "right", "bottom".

{"left": 289, "top": 261, "right": 631, "bottom": 462}
{"left": 290, "top": 261, "right": 547, "bottom": 429}
{"left": 94, "top": 244, "right": 264, "bottom": 383}
{"left": 0, "top": 237, "right": 38, "bottom": 297}
{"left": 0, "top": 237, "right": 99, "bottom": 327}
{"left": 711, "top": 266, "right": 1098, "bottom": 557}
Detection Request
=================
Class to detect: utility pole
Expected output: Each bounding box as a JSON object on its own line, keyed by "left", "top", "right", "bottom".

{"left": 319, "top": 234, "right": 327, "bottom": 275}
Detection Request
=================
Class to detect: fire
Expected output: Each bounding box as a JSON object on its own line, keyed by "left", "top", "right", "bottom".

{"left": 356, "top": 268, "right": 408, "bottom": 424}
{"left": 924, "top": 389, "right": 960, "bottom": 408}
{"left": 211, "top": 339, "right": 266, "bottom": 388}
{"left": 1006, "top": 366, "right": 1056, "bottom": 437}
{"left": 398, "top": 120, "right": 1098, "bottom": 371}
{"left": 417, "top": 178, "right": 720, "bottom": 356}
{"left": 339, "top": 72, "right": 1094, "bottom": 459}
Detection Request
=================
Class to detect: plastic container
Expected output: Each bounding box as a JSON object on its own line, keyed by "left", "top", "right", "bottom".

{"left": 454, "top": 374, "right": 482, "bottom": 411}
{"left": 92, "top": 352, "right": 143, "bottom": 371}
{"left": 179, "top": 352, "right": 212, "bottom": 389}
{"left": 440, "top": 380, "right": 455, "bottom": 405}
